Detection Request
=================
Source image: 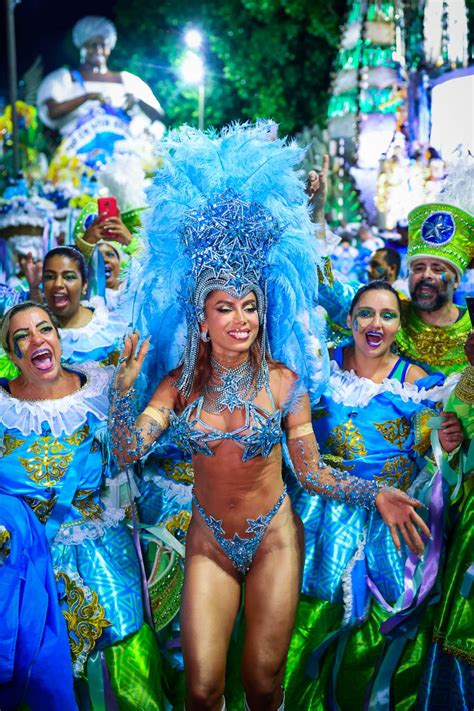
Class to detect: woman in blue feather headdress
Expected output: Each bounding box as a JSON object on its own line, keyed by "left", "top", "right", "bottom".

{"left": 109, "top": 122, "right": 431, "bottom": 711}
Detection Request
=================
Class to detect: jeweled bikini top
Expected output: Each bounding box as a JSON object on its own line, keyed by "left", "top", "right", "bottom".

{"left": 168, "top": 358, "right": 283, "bottom": 461}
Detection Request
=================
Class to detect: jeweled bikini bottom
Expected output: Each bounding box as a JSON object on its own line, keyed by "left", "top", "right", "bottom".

{"left": 192, "top": 486, "right": 287, "bottom": 576}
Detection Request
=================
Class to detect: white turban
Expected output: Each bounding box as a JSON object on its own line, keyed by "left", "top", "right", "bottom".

{"left": 72, "top": 16, "right": 117, "bottom": 50}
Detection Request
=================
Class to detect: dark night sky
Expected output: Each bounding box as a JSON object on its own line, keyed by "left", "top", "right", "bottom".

{"left": 1, "top": 0, "right": 117, "bottom": 99}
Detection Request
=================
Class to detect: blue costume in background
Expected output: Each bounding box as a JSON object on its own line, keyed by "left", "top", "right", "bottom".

{"left": 0, "top": 494, "right": 77, "bottom": 711}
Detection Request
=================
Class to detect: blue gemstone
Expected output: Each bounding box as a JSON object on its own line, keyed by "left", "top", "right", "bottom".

{"left": 420, "top": 211, "right": 455, "bottom": 245}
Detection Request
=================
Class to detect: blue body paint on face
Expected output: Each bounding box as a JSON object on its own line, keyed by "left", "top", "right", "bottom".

{"left": 440, "top": 271, "right": 449, "bottom": 286}
{"left": 13, "top": 338, "right": 23, "bottom": 359}
{"left": 353, "top": 317, "right": 359, "bottom": 332}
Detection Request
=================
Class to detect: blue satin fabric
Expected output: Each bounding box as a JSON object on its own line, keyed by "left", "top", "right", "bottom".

{"left": 137, "top": 437, "right": 193, "bottom": 543}
{"left": 0, "top": 411, "right": 144, "bottom": 666}
{"left": 417, "top": 642, "right": 474, "bottom": 710}
{"left": 292, "top": 375, "right": 439, "bottom": 610}
{"left": 291, "top": 485, "right": 406, "bottom": 606}
{"left": 0, "top": 414, "right": 105, "bottom": 528}
{"left": 52, "top": 524, "right": 143, "bottom": 648}
{"left": 0, "top": 494, "right": 77, "bottom": 711}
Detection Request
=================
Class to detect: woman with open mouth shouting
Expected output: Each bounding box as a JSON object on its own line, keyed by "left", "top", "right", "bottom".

{"left": 0, "top": 301, "right": 164, "bottom": 709}
{"left": 285, "top": 280, "right": 463, "bottom": 710}
{"left": 38, "top": 246, "right": 127, "bottom": 366}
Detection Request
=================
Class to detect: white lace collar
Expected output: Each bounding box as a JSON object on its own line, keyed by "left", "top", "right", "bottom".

{"left": 327, "top": 360, "right": 460, "bottom": 408}
{"left": 60, "top": 297, "right": 114, "bottom": 341}
{"left": 0, "top": 361, "right": 113, "bottom": 437}
{"left": 58, "top": 296, "right": 127, "bottom": 359}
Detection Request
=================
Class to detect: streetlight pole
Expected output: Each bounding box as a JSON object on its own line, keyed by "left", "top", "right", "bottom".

{"left": 5, "top": 0, "right": 20, "bottom": 175}
{"left": 198, "top": 82, "right": 205, "bottom": 131}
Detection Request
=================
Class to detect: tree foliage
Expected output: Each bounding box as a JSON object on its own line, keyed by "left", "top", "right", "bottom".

{"left": 112, "top": 0, "right": 346, "bottom": 134}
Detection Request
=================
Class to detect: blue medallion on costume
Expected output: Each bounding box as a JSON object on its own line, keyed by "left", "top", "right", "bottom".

{"left": 421, "top": 211, "right": 455, "bottom": 245}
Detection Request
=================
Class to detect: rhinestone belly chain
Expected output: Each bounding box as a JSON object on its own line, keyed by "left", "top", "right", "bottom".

{"left": 203, "top": 357, "right": 260, "bottom": 414}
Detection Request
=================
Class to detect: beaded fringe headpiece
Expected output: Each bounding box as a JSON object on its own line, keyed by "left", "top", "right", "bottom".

{"left": 122, "top": 121, "right": 329, "bottom": 406}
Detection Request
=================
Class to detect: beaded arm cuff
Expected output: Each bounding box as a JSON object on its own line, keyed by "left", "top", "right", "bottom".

{"left": 109, "top": 386, "right": 169, "bottom": 465}
{"left": 287, "top": 432, "right": 381, "bottom": 510}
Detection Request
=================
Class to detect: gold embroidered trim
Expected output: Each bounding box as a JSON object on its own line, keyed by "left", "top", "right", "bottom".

{"left": 2, "top": 433, "right": 26, "bottom": 456}
{"left": 0, "top": 526, "right": 11, "bottom": 561}
{"left": 23, "top": 494, "right": 58, "bottom": 524}
{"left": 413, "top": 408, "right": 437, "bottom": 455}
{"left": 324, "top": 419, "right": 367, "bottom": 461}
{"left": 19, "top": 436, "right": 74, "bottom": 487}
{"left": 454, "top": 366, "right": 474, "bottom": 405}
{"left": 56, "top": 570, "right": 111, "bottom": 674}
{"left": 64, "top": 424, "right": 90, "bottom": 447}
{"left": 373, "top": 417, "right": 411, "bottom": 450}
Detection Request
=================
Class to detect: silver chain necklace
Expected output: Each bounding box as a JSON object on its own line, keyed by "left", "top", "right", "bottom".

{"left": 203, "top": 356, "right": 258, "bottom": 414}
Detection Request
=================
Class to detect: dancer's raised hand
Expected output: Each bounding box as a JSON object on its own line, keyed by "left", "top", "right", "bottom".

{"left": 116, "top": 331, "right": 150, "bottom": 393}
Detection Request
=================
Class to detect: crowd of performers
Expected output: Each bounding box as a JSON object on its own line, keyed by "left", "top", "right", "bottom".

{"left": 0, "top": 117, "right": 472, "bottom": 711}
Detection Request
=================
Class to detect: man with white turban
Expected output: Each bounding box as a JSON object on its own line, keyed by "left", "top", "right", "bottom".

{"left": 37, "top": 15, "right": 164, "bottom": 136}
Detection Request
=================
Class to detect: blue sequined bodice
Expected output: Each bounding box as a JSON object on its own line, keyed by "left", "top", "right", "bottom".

{"left": 168, "top": 395, "right": 283, "bottom": 462}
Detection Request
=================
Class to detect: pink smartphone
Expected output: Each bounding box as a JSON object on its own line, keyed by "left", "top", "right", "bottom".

{"left": 97, "top": 196, "right": 119, "bottom": 222}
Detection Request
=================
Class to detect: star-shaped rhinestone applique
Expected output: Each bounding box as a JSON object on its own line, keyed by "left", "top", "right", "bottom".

{"left": 168, "top": 409, "right": 214, "bottom": 456}
{"left": 421, "top": 211, "right": 455, "bottom": 245}
{"left": 241, "top": 408, "right": 282, "bottom": 461}
{"left": 245, "top": 515, "right": 267, "bottom": 535}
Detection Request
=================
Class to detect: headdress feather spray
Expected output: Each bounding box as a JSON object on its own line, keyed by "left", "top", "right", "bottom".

{"left": 121, "top": 121, "right": 329, "bottom": 407}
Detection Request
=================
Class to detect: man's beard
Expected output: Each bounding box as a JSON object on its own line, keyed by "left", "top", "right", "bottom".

{"left": 411, "top": 279, "right": 449, "bottom": 312}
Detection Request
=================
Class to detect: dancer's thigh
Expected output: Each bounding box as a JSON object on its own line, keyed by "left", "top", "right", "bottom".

{"left": 242, "top": 498, "right": 304, "bottom": 683}
{"left": 181, "top": 513, "right": 242, "bottom": 689}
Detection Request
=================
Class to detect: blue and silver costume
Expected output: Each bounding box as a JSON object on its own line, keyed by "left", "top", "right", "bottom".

{"left": 111, "top": 123, "right": 394, "bottom": 580}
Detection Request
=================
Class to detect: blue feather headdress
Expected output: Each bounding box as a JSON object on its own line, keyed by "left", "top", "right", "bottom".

{"left": 122, "top": 121, "right": 329, "bottom": 406}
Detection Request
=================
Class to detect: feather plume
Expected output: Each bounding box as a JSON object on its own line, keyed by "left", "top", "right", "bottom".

{"left": 121, "top": 121, "right": 329, "bottom": 407}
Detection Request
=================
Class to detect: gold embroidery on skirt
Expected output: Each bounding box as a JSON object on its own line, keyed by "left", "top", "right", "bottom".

{"left": 23, "top": 494, "right": 58, "bottom": 523}
{"left": 165, "top": 510, "right": 191, "bottom": 538}
{"left": 161, "top": 458, "right": 194, "bottom": 484}
{"left": 56, "top": 570, "right": 111, "bottom": 674}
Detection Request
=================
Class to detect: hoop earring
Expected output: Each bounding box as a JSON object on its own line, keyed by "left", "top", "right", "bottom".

{"left": 200, "top": 330, "right": 211, "bottom": 343}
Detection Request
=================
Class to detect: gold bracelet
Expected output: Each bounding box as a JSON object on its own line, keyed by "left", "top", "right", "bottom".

{"left": 75, "top": 231, "right": 95, "bottom": 261}
{"left": 142, "top": 405, "right": 170, "bottom": 429}
{"left": 286, "top": 422, "right": 314, "bottom": 439}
